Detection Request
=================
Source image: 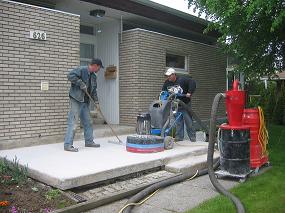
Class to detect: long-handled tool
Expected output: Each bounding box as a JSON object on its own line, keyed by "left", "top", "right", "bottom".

{"left": 85, "top": 91, "right": 124, "bottom": 145}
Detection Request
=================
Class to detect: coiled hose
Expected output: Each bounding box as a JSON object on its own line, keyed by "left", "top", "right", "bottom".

{"left": 207, "top": 93, "right": 245, "bottom": 213}
{"left": 258, "top": 106, "right": 269, "bottom": 156}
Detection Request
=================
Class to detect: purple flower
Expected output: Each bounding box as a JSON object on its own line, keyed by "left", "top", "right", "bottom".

{"left": 11, "top": 206, "right": 17, "bottom": 213}
{"left": 44, "top": 208, "right": 52, "bottom": 213}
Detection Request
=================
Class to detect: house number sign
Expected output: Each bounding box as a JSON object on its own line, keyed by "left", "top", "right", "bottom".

{"left": 29, "top": 30, "right": 47, "bottom": 40}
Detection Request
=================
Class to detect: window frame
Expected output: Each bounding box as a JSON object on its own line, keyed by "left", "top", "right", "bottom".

{"left": 80, "top": 43, "right": 95, "bottom": 66}
{"left": 165, "top": 52, "right": 188, "bottom": 73}
{"left": 226, "top": 56, "right": 244, "bottom": 90}
{"left": 79, "top": 32, "right": 97, "bottom": 66}
{"left": 226, "top": 67, "right": 245, "bottom": 90}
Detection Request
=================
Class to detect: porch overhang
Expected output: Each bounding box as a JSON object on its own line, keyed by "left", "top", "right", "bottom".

{"left": 82, "top": 0, "right": 220, "bottom": 43}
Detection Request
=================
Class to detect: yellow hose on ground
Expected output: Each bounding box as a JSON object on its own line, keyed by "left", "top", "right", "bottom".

{"left": 258, "top": 106, "right": 269, "bottom": 156}
{"left": 117, "top": 170, "right": 200, "bottom": 213}
{"left": 118, "top": 189, "right": 159, "bottom": 213}
{"left": 187, "top": 170, "right": 199, "bottom": 180}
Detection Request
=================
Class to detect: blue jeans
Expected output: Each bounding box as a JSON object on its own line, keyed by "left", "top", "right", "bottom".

{"left": 176, "top": 104, "right": 196, "bottom": 141}
{"left": 64, "top": 98, "right": 94, "bottom": 147}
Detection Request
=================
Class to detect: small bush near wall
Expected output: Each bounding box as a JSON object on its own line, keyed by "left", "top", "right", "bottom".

{"left": 272, "top": 82, "right": 285, "bottom": 125}
{"left": 246, "top": 80, "right": 284, "bottom": 125}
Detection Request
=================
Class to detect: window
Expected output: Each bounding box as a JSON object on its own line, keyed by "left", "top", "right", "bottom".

{"left": 226, "top": 56, "right": 244, "bottom": 90}
{"left": 166, "top": 53, "right": 187, "bottom": 72}
{"left": 80, "top": 42, "right": 96, "bottom": 111}
{"left": 80, "top": 31, "right": 96, "bottom": 111}
{"left": 80, "top": 25, "right": 95, "bottom": 35}
{"left": 80, "top": 43, "right": 95, "bottom": 66}
{"left": 226, "top": 69, "right": 244, "bottom": 90}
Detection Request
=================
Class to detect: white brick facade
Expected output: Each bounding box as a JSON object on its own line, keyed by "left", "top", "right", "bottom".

{"left": 0, "top": 0, "right": 80, "bottom": 148}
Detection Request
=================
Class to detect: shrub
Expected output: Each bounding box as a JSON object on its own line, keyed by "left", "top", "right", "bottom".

{"left": 0, "top": 157, "right": 28, "bottom": 185}
{"left": 45, "top": 189, "right": 61, "bottom": 200}
{"left": 246, "top": 80, "right": 277, "bottom": 122}
{"left": 246, "top": 79, "right": 285, "bottom": 125}
{"left": 272, "top": 82, "right": 285, "bottom": 125}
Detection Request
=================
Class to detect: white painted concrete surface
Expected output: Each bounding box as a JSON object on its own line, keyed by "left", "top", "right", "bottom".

{"left": 0, "top": 135, "right": 208, "bottom": 190}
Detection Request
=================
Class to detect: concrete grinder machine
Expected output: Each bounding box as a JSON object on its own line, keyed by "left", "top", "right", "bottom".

{"left": 126, "top": 86, "right": 209, "bottom": 153}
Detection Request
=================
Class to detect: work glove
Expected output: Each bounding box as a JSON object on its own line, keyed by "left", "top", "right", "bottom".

{"left": 186, "top": 93, "right": 192, "bottom": 98}
{"left": 80, "top": 83, "right": 87, "bottom": 93}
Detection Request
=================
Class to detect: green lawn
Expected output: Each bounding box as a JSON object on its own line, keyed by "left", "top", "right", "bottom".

{"left": 187, "top": 124, "right": 285, "bottom": 213}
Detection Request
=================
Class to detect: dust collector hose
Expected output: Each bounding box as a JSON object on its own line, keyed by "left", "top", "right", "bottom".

{"left": 122, "top": 160, "right": 220, "bottom": 213}
{"left": 208, "top": 93, "right": 245, "bottom": 213}
{"left": 177, "top": 100, "right": 209, "bottom": 136}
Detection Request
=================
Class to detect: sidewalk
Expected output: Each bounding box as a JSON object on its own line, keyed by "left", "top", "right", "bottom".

{"left": 86, "top": 174, "right": 238, "bottom": 213}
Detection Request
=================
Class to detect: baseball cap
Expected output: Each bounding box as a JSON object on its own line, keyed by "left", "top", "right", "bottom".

{"left": 90, "top": 58, "right": 104, "bottom": 68}
{"left": 165, "top": 68, "right": 176, "bottom": 76}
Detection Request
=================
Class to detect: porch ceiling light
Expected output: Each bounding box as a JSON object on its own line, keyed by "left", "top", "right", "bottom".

{"left": 90, "top": 9, "right": 105, "bottom": 18}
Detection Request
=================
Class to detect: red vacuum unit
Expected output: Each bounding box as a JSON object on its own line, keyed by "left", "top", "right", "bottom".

{"left": 219, "top": 80, "right": 269, "bottom": 177}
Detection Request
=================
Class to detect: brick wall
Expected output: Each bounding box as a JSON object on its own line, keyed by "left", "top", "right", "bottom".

{"left": 0, "top": 0, "right": 80, "bottom": 148}
{"left": 119, "top": 29, "right": 226, "bottom": 125}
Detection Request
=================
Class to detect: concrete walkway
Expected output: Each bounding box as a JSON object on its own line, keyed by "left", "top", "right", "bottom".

{"left": 86, "top": 174, "right": 238, "bottom": 213}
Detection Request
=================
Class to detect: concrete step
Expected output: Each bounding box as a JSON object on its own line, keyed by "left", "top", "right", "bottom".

{"left": 165, "top": 151, "right": 220, "bottom": 174}
{"left": 90, "top": 111, "right": 105, "bottom": 125}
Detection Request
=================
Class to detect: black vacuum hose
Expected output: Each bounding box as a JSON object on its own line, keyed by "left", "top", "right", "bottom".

{"left": 123, "top": 160, "right": 220, "bottom": 213}
{"left": 207, "top": 93, "right": 245, "bottom": 213}
{"left": 177, "top": 100, "right": 209, "bottom": 137}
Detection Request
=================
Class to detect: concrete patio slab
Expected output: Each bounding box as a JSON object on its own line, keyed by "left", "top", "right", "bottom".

{"left": 0, "top": 135, "right": 208, "bottom": 190}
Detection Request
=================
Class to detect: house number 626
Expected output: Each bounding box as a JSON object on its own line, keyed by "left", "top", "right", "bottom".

{"left": 29, "top": 31, "right": 47, "bottom": 40}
